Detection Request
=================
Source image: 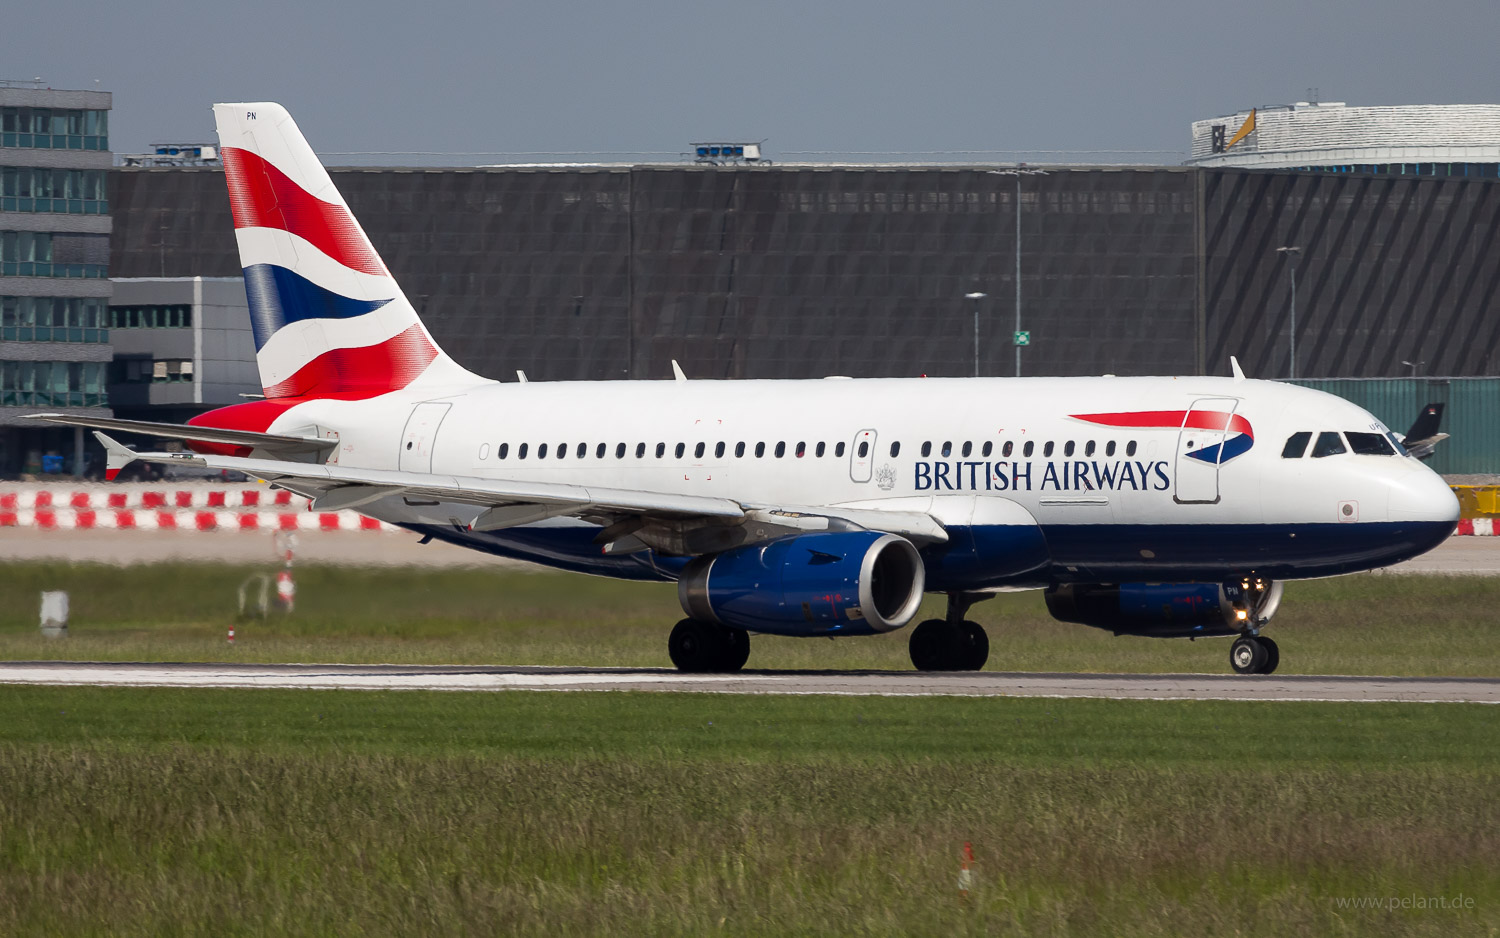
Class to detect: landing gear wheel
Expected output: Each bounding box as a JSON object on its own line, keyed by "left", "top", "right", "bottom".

{"left": 720, "top": 627, "right": 751, "bottom": 672}
{"left": 669, "top": 619, "right": 750, "bottom": 673}
{"left": 1257, "top": 636, "right": 1280, "bottom": 675}
{"left": 957, "top": 620, "right": 989, "bottom": 671}
{"left": 909, "top": 619, "right": 956, "bottom": 671}
{"left": 1230, "top": 635, "right": 1269, "bottom": 675}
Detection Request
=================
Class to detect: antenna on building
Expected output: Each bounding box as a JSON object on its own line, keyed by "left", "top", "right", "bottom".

{"left": 1307, "top": 87, "right": 1319, "bottom": 105}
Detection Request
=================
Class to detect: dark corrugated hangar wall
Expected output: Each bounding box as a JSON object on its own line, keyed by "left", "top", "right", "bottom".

{"left": 109, "top": 165, "right": 1499, "bottom": 382}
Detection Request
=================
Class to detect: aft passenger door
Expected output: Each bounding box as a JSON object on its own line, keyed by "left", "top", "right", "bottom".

{"left": 849, "top": 429, "right": 877, "bottom": 483}
{"left": 1174, "top": 398, "right": 1239, "bottom": 505}
{"left": 399, "top": 402, "right": 451, "bottom": 473}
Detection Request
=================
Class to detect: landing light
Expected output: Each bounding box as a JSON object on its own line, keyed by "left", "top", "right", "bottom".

{"left": 1235, "top": 609, "right": 1249, "bottom": 621}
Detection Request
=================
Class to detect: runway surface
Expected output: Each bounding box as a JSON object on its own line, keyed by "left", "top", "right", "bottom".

{"left": 2, "top": 661, "right": 1496, "bottom": 703}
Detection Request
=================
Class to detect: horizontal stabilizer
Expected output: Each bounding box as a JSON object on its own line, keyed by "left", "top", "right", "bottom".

{"left": 27, "top": 413, "right": 336, "bottom": 461}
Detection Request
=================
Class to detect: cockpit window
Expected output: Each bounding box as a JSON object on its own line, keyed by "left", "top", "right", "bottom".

{"left": 1281, "top": 431, "right": 1311, "bottom": 458}
{"left": 1346, "top": 431, "right": 1396, "bottom": 456}
{"left": 1387, "top": 432, "right": 1409, "bottom": 456}
{"left": 1311, "top": 431, "right": 1347, "bottom": 458}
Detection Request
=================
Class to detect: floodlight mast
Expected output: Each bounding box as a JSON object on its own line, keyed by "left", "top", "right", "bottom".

{"left": 1277, "top": 246, "right": 1303, "bottom": 379}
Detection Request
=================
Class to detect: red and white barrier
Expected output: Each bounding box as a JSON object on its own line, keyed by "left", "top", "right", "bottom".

{"left": 0, "top": 484, "right": 396, "bottom": 532}
{"left": 1455, "top": 518, "right": 1498, "bottom": 536}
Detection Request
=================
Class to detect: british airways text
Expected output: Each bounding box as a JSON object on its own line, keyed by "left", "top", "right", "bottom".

{"left": 914, "top": 460, "right": 1172, "bottom": 492}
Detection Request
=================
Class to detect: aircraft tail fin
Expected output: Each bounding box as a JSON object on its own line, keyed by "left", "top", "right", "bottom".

{"left": 212, "top": 103, "right": 482, "bottom": 400}
{"left": 1403, "top": 402, "right": 1445, "bottom": 444}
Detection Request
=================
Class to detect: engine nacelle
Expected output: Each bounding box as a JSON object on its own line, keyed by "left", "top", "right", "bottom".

{"left": 1044, "top": 580, "right": 1283, "bottom": 638}
{"left": 678, "top": 531, "right": 926, "bottom": 636}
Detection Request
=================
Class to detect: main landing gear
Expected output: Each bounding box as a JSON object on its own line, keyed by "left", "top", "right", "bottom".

{"left": 909, "top": 592, "right": 991, "bottom": 672}
{"left": 1229, "top": 634, "right": 1280, "bottom": 675}
{"left": 668, "top": 618, "right": 750, "bottom": 673}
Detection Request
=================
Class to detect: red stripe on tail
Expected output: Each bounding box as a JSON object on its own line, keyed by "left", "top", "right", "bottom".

{"left": 221, "top": 147, "right": 386, "bottom": 277}
{"left": 261, "top": 324, "right": 439, "bottom": 400}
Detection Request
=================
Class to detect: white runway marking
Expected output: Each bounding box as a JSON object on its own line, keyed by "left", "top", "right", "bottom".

{"left": 1, "top": 662, "right": 1497, "bottom": 703}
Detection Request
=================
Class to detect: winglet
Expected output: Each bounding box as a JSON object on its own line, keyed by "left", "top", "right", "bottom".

{"left": 1229, "top": 356, "right": 1246, "bottom": 383}
{"left": 672, "top": 360, "right": 687, "bottom": 382}
{"left": 93, "top": 431, "right": 137, "bottom": 481}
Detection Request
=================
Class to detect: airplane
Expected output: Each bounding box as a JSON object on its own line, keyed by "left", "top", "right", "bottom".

{"left": 31, "top": 103, "right": 1460, "bottom": 676}
{"left": 1396, "top": 403, "right": 1449, "bottom": 461}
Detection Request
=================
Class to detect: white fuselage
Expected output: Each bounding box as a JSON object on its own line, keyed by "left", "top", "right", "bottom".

{"left": 251, "top": 374, "right": 1458, "bottom": 587}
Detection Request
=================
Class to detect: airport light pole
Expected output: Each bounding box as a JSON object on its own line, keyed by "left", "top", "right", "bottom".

{"left": 1277, "top": 246, "right": 1302, "bottom": 379}
{"left": 1401, "top": 359, "right": 1425, "bottom": 377}
{"left": 965, "top": 291, "right": 987, "bottom": 377}
{"left": 990, "top": 167, "right": 1047, "bottom": 376}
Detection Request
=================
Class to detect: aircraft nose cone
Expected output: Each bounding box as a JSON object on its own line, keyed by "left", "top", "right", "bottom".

{"left": 1389, "top": 467, "right": 1460, "bottom": 525}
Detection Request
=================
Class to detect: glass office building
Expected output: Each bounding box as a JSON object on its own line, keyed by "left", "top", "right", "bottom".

{"left": 0, "top": 81, "right": 112, "bottom": 476}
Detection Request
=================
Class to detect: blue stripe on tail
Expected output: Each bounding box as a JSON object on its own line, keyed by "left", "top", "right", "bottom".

{"left": 242, "top": 264, "right": 392, "bottom": 350}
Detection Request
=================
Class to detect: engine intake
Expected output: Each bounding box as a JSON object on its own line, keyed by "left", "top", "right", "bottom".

{"left": 678, "top": 531, "right": 925, "bottom": 636}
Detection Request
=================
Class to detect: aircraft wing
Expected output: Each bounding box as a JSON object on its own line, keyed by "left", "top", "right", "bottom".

{"left": 93, "top": 433, "right": 949, "bottom": 553}
{"left": 28, "top": 413, "right": 336, "bottom": 465}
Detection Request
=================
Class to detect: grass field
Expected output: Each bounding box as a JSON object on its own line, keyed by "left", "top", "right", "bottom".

{"left": 1, "top": 562, "right": 1498, "bottom": 675}
{"left": 0, "top": 686, "right": 1496, "bottom": 936}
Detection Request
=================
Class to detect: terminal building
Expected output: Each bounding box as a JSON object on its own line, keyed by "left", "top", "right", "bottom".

{"left": 1188, "top": 101, "right": 1500, "bottom": 176}
{"left": 0, "top": 80, "right": 112, "bottom": 475}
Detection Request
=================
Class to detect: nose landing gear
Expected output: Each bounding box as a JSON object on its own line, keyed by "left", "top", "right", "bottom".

{"left": 1229, "top": 634, "right": 1280, "bottom": 675}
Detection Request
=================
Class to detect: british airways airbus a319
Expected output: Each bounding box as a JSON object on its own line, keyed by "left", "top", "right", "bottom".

{"left": 33, "top": 103, "right": 1460, "bottom": 675}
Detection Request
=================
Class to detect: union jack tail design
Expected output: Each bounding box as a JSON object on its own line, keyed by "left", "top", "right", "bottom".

{"left": 212, "top": 103, "right": 481, "bottom": 400}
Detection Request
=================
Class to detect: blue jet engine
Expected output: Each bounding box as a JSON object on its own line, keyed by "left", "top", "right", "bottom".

{"left": 677, "top": 531, "right": 926, "bottom": 636}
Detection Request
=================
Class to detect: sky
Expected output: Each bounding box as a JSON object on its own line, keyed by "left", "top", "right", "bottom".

{"left": 10, "top": 0, "right": 1500, "bottom": 164}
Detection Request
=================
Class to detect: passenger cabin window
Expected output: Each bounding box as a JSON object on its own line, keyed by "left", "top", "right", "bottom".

{"left": 755, "top": 442, "right": 766, "bottom": 458}
{"left": 775, "top": 442, "right": 786, "bottom": 458}
{"left": 556, "top": 443, "right": 567, "bottom": 460}
{"left": 890, "top": 442, "right": 901, "bottom": 457}
{"left": 616, "top": 443, "right": 627, "bottom": 458}
{"left": 577, "top": 443, "right": 586, "bottom": 458}
{"left": 694, "top": 442, "right": 705, "bottom": 458}
{"left": 675, "top": 443, "right": 686, "bottom": 458}
{"left": 735, "top": 442, "right": 745, "bottom": 457}
{"left": 795, "top": 442, "right": 806, "bottom": 457}
{"left": 1126, "top": 441, "right": 1137, "bottom": 457}
{"left": 921, "top": 442, "right": 932, "bottom": 457}
{"left": 816, "top": 442, "right": 826, "bottom": 457}
{"left": 941, "top": 441, "right": 952, "bottom": 457}
{"left": 497, "top": 443, "right": 509, "bottom": 460}
{"left": 1105, "top": 441, "right": 1115, "bottom": 457}
{"left": 857, "top": 441, "right": 868, "bottom": 457}
{"left": 1064, "top": 441, "right": 1075, "bottom": 457}
{"left": 1311, "top": 431, "right": 1347, "bottom": 458}
{"left": 1346, "top": 431, "right": 1396, "bottom": 456}
{"left": 1084, "top": 441, "right": 1095, "bottom": 457}
{"left": 596, "top": 443, "right": 606, "bottom": 458}
{"left": 835, "top": 442, "right": 846, "bottom": 457}
{"left": 656, "top": 442, "right": 666, "bottom": 458}
{"left": 982, "top": 441, "right": 992, "bottom": 457}
{"left": 1002, "top": 441, "right": 1013, "bottom": 457}
{"left": 961, "top": 441, "right": 972, "bottom": 457}
{"left": 1023, "top": 441, "right": 1035, "bottom": 457}
{"left": 538, "top": 443, "right": 549, "bottom": 459}
{"left": 1282, "top": 432, "right": 1312, "bottom": 458}
{"left": 518, "top": 443, "right": 529, "bottom": 459}
{"left": 636, "top": 442, "right": 646, "bottom": 458}
{"left": 715, "top": 441, "right": 726, "bottom": 458}
{"left": 1043, "top": 442, "right": 1055, "bottom": 457}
